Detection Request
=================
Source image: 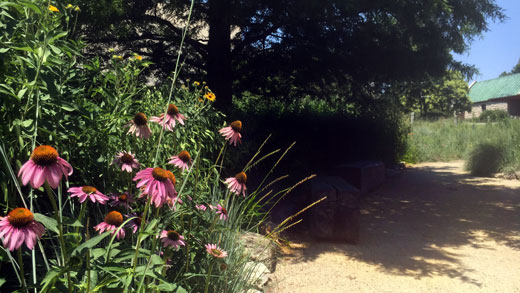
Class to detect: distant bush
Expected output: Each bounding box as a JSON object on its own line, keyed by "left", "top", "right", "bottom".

{"left": 420, "top": 110, "right": 451, "bottom": 121}
{"left": 479, "top": 110, "right": 509, "bottom": 122}
{"left": 465, "top": 141, "right": 506, "bottom": 176}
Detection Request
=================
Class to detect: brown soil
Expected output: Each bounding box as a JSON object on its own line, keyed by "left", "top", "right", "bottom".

{"left": 267, "top": 161, "right": 520, "bottom": 292}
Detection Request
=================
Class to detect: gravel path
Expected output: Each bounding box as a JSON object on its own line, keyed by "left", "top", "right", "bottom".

{"left": 267, "top": 161, "right": 520, "bottom": 292}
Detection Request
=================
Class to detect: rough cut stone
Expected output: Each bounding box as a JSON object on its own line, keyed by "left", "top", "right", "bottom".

{"left": 335, "top": 161, "right": 385, "bottom": 195}
{"left": 310, "top": 176, "right": 360, "bottom": 243}
{"left": 240, "top": 232, "right": 276, "bottom": 272}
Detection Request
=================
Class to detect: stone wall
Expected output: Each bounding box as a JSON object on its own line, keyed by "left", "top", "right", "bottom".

{"left": 464, "top": 101, "right": 508, "bottom": 119}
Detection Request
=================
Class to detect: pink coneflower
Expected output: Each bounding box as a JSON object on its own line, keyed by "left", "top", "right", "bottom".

{"left": 168, "top": 150, "right": 192, "bottom": 172}
{"left": 215, "top": 204, "right": 228, "bottom": 220}
{"left": 112, "top": 151, "right": 140, "bottom": 172}
{"left": 225, "top": 172, "right": 247, "bottom": 197}
{"left": 68, "top": 186, "right": 109, "bottom": 204}
{"left": 195, "top": 204, "right": 207, "bottom": 211}
{"left": 219, "top": 120, "right": 242, "bottom": 146}
{"left": 160, "top": 230, "right": 185, "bottom": 249}
{"left": 125, "top": 113, "right": 152, "bottom": 139}
{"left": 94, "top": 211, "right": 125, "bottom": 240}
{"left": 0, "top": 208, "right": 44, "bottom": 251}
{"left": 150, "top": 104, "right": 186, "bottom": 131}
{"left": 205, "top": 243, "right": 228, "bottom": 258}
{"left": 126, "top": 213, "right": 143, "bottom": 233}
{"left": 133, "top": 167, "right": 177, "bottom": 208}
{"left": 18, "top": 145, "right": 73, "bottom": 189}
{"left": 109, "top": 192, "right": 135, "bottom": 209}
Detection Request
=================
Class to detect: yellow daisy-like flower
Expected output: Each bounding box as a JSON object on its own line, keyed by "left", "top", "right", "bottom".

{"left": 65, "top": 4, "right": 74, "bottom": 9}
{"left": 134, "top": 55, "right": 143, "bottom": 61}
{"left": 112, "top": 55, "right": 123, "bottom": 60}
{"left": 204, "top": 92, "right": 216, "bottom": 102}
{"left": 49, "top": 5, "right": 59, "bottom": 12}
{"left": 74, "top": 6, "right": 80, "bottom": 11}
{"left": 193, "top": 81, "right": 200, "bottom": 86}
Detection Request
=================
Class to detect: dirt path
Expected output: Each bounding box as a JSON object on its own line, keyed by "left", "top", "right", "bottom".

{"left": 267, "top": 161, "right": 520, "bottom": 292}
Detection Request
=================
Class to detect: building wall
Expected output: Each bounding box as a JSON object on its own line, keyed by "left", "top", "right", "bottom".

{"left": 464, "top": 101, "right": 508, "bottom": 119}
{"left": 508, "top": 100, "right": 520, "bottom": 116}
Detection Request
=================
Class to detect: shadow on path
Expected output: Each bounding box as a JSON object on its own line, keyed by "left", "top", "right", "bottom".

{"left": 282, "top": 161, "right": 520, "bottom": 287}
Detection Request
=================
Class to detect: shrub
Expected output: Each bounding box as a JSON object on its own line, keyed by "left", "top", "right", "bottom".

{"left": 465, "top": 141, "right": 506, "bottom": 176}
{"left": 479, "top": 109, "right": 509, "bottom": 122}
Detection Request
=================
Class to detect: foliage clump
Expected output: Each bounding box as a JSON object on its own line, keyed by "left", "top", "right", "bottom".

{"left": 465, "top": 141, "right": 506, "bottom": 176}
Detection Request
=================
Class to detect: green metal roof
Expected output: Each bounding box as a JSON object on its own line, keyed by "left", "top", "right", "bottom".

{"left": 469, "top": 73, "right": 520, "bottom": 103}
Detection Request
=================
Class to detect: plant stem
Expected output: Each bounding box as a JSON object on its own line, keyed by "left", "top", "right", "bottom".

{"left": 44, "top": 183, "right": 72, "bottom": 292}
{"left": 204, "top": 262, "right": 214, "bottom": 293}
{"left": 17, "top": 248, "right": 27, "bottom": 292}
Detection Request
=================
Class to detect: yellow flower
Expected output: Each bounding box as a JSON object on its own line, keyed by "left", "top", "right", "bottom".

{"left": 65, "top": 4, "right": 74, "bottom": 9}
{"left": 193, "top": 81, "right": 200, "bottom": 86}
{"left": 48, "top": 5, "right": 59, "bottom": 12}
{"left": 74, "top": 6, "right": 80, "bottom": 11}
{"left": 204, "top": 86, "right": 208, "bottom": 90}
{"left": 112, "top": 55, "right": 123, "bottom": 60}
{"left": 134, "top": 55, "right": 143, "bottom": 61}
{"left": 204, "top": 92, "right": 216, "bottom": 102}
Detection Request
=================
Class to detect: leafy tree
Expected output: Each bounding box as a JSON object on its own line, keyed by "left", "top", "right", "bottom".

{"left": 76, "top": 0, "right": 504, "bottom": 111}
{"left": 394, "top": 71, "right": 471, "bottom": 116}
{"left": 500, "top": 58, "right": 520, "bottom": 77}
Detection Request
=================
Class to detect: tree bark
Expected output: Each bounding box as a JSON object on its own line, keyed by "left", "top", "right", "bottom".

{"left": 207, "top": 0, "right": 232, "bottom": 112}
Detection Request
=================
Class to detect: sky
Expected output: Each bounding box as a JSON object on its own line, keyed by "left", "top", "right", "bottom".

{"left": 453, "top": 0, "right": 520, "bottom": 82}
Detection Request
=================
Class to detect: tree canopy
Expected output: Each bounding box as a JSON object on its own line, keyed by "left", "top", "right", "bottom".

{"left": 77, "top": 0, "right": 504, "bottom": 111}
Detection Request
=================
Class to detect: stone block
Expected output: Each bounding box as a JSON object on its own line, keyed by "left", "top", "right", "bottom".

{"left": 335, "top": 161, "right": 385, "bottom": 195}
{"left": 310, "top": 176, "right": 360, "bottom": 243}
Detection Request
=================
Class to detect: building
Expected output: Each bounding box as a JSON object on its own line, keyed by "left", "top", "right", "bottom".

{"left": 465, "top": 73, "right": 520, "bottom": 118}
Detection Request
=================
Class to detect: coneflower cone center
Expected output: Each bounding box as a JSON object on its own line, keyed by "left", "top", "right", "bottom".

{"left": 8, "top": 208, "right": 34, "bottom": 227}
{"left": 167, "top": 230, "right": 180, "bottom": 241}
{"left": 120, "top": 153, "right": 134, "bottom": 164}
{"left": 230, "top": 120, "right": 242, "bottom": 132}
{"left": 167, "top": 171, "right": 176, "bottom": 185}
{"left": 235, "top": 172, "right": 247, "bottom": 184}
{"left": 178, "top": 150, "right": 191, "bottom": 162}
{"left": 221, "top": 207, "right": 228, "bottom": 215}
{"left": 82, "top": 186, "right": 97, "bottom": 194}
{"left": 167, "top": 104, "right": 179, "bottom": 115}
{"left": 31, "top": 145, "right": 58, "bottom": 166}
{"left": 152, "top": 167, "right": 169, "bottom": 182}
{"left": 211, "top": 248, "right": 222, "bottom": 256}
{"left": 104, "top": 211, "right": 123, "bottom": 226}
{"left": 118, "top": 194, "right": 127, "bottom": 201}
{"left": 133, "top": 113, "right": 148, "bottom": 126}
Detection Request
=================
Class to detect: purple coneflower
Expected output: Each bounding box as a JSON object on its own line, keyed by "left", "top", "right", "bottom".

{"left": 168, "top": 150, "right": 192, "bottom": 172}
{"left": 112, "top": 151, "right": 140, "bottom": 172}
{"left": 94, "top": 211, "right": 125, "bottom": 240}
{"left": 18, "top": 145, "right": 73, "bottom": 189}
{"left": 215, "top": 204, "right": 228, "bottom": 220}
{"left": 68, "top": 186, "right": 109, "bottom": 204}
{"left": 219, "top": 120, "right": 242, "bottom": 146}
{"left": 205, "top": 243, "right": 228, "bottom": 258}
{"left": 109, "top": 192, "right": 135, "bottom": 209}
{"left": 225, "top": 172, "right": 247, "bottom": 197}
{"left": 125, "top": 113, "right": 152, "bottom": 139}
{"left": 126, "top": 213, "right": 143, "bottom": 233}
{"left": 133, "top": 167, "right": 177, "bottom": 208}
{"left": 150, "top": 104, "right": 185, "bottom": 131}
{"left": 195, "top": 204, "right": 207, "bottom": 211}
{"left": 160, "top": 230, "right": 185, "bottom": 249}
{"left": 0, "top": 208, "right": 45, "bottom": 251}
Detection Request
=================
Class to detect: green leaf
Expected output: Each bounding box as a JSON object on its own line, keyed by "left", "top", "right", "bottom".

{"left": 63, "top": 216, "right": 83, "bottom": 227}
{"left": 48, "top": 31, "right": 68, "bottom": 44}
{"left": 40, "top": 267, "right": 64, "bottom": 292}
{"left": 18, "top": 1, "right": 42, "bottom": 15}
{"left": 34, "top": 213, "right": 58, "bottom": 234}
{"left": 0, "top": 278, "right": 5, "bottom": 287}
{"left": 154, "top": 283, "right": 187, "bottom": 292}
{"left": 0, "top": 48, "right": 9, "bottom": 53}
{"left": 72, "top": 232, "right": 110, "bottom": 256}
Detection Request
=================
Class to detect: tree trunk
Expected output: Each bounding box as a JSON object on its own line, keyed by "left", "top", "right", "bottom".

{"left": 207, "top": 0, "right": 232, "bottom": 112}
